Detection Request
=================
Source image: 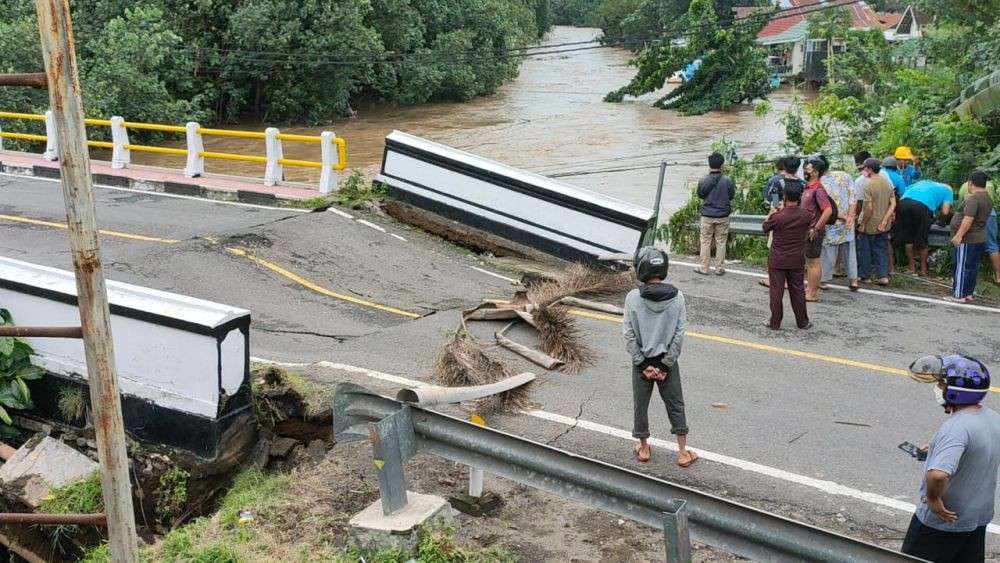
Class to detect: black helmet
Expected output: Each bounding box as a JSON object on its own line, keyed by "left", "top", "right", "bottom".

{"left": 634, "top": 246, "right": 669, "bottom": 283}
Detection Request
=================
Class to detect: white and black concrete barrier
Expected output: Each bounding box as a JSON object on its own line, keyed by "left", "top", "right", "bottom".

{"left": 377, "top": 131, "right": 657, "bottom": 263}
{"left": 0, "top": 257, "right": 253, "bottom": 460}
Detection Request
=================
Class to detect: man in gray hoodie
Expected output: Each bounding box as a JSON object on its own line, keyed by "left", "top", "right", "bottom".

{"left": 623, "top": 247, "right": 697, "bottom": 467}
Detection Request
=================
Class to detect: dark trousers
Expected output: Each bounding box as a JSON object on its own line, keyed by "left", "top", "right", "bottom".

{"left": 953, "top": 242, "right": 986, "bottom": 298}
{"left": 631, "top": 363, "right": 687, "bottom": 438}
{"left": 857, "top": 232, "right": 889, "bottom": 279}
{"left": 768, "top": 268, "right": 809, "bottom": 329}
{"left": 901, "top": 515, "right": 985, "bottom": 563}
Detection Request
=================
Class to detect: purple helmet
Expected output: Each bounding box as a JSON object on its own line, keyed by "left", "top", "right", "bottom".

{"left": 910, "top": 355, "right": 991, "bottom": 406}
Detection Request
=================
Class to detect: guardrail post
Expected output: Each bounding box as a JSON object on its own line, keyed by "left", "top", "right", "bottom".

{"left": 42, "top": 110, "right": 58, "bottom": 161}
{"left": 319, "top": 131, "right": 339, "bottom": 195}
{"left": 663, "top": 499, "right": 692, "bottom": 563}
{"left": 0, "top": 123, "right": 4, "bottom": 151}
{"left": 109, "top": 116, "right": 129, "bottom": 169}
{"left": 264, "top": 127, "right": 283, "bottom": 186}
{"left": 184, "top": 121, "right": 204, "bottom": 177}
{"left": 369, "top": 406, "right": 417, "bottom": 515}
{"left": 469, "top": 414, "right": 486, "bottom": 497}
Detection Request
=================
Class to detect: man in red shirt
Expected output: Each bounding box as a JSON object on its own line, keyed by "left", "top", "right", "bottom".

{"left": 762, "top": 182, "right": 814, "bottom": 329}
{"left": 801, "top": 156, "right": 834, "bottom": 302}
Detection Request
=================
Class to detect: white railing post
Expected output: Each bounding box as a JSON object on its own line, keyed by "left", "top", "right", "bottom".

{"left": 42, "top": 110, "right": 59, "bottom": 161}
{"left": 110, "top": 116, "right": 130, "bottom": 169}
{"left": 319, "top": 130, "right": 340, "bottom": 194}
{"left": 264, "top": 127, "right": 283, "bottom": 186}
{"left": 184, "top": 122, "right": 204, "bottom": 177}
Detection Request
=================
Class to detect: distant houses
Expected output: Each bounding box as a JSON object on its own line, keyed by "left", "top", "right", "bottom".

{"left": 733, "top": 1, "right": 922, "bottom": 83}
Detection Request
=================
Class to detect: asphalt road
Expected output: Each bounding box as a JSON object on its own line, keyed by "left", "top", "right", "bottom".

{"left": 2, "top": 172, "right": 999, "bottom": 558}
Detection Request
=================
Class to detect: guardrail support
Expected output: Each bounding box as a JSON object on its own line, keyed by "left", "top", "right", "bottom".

{"left": 264, "top": 127, "right": 283, "bottom": 186}
{"left": 42, "top": 110, "right": 57, "bottom": 161}
{"left": 369, "top": 405, "right": 416, "bottom": 515}
{"left": 110, "top": 116, "right": 129, "bottom": 169}
{"left": 184, "top": 121, "right": 204, "bottom": 177}
{"left": 663, "top": 500, "right": 692, "bottom": 563}
{"left": 319, "top": 131, "right": 339, "bottom": 194}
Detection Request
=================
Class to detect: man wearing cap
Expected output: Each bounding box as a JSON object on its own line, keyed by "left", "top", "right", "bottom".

{"left": 895, "top": 146, "right": 922, "bottom": 187}
{"left": 904, "top": 355, "right": 1000, "bottom": 562}
{"left": 897, "top": 180, "right": 955, "bottom": 276}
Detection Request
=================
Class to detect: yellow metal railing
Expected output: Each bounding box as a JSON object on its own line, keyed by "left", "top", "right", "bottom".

{"left": 0, "top": 111, "right": 348, "bottom": 190}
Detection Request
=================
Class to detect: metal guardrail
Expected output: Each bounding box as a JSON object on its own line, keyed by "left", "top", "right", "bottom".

{"left": 333, "top": 383, "right": 919, "bottom": 562}
{"left": 0, "top": 110, "right": 347, "bottom": 193}
{"left": 724, "top": 214, "right": 951, "bottom": 248}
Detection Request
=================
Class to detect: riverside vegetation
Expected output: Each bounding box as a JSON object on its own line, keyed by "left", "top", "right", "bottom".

{"left": 0, "top": 0, "right": 552, "bottom": 126}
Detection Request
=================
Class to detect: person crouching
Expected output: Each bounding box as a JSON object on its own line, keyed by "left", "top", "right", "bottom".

{"left": 623, "top": 247, "right": 697, "bottom": 467}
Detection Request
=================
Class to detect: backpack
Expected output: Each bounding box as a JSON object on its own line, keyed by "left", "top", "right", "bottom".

{"left": 822, "top": 186, "right": 839, "bottom": 225}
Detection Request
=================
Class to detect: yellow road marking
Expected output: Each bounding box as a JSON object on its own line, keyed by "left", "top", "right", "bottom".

{"left": 0, "top": 214, "right": 180, "bottom": 243}
{"left": 225, "top": 247, "right": 422, "bottom": 319}
{"left": 567, "top": 308, "right": 1000, "bottom": 394}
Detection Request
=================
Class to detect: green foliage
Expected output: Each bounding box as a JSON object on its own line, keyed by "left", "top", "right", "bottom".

{"left": 336, "top": 171, "right": 388, "bottom": 207}
{"left": 0, "top": 308, "right": 44, "bottom": 428}
{"left": 605, "top": 0, "right": 773, "bottom": 115}
{"left": 38, "top": 471, "right": 104, "bottom": 550}
{"left": 81, "top": 543, "right": 110, "bottom": 563}
{"left": 0, "top": 0, "right": 549, "bottom": 125}
{"left": 156, "top": 466, "right": 191, "bottom": 522}
{"left": 552, "top": 0, "right": 602, "bottom": 26}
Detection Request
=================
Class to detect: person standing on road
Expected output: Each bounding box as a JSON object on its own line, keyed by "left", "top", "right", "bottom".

{"left": 820, "top": 167, "right": 860, "bottom": 291}
{"left": 948, "top": 171, "right": 995, "bottom": 303}
{"left": 903, "top": 355, "right": 1000, "bottom": 563}
{"left": 897, "top": 180, "right": 955, "bottom": 277}
{"left": 855, "top": 158, "right": 896, "bottom": 286}
{"left": 623, "top": 247, "right": 697, "bottom": 468}
{"left": 696, "top": 152, "right": 736, "bottom": 276}
{"left": 762, "top": 181, "right": 812, "bottom": 330}
{"left": 760, "top": 157, "right": 805, "bottom": 289}
{"left": 764, "top": 158, "right": 784, "bottom": 213}
{"left": 802, "top": 156, "right": 834, "bottom": 302}
{"left": 958, "top": 179, "right": 1000, "bottom": 285}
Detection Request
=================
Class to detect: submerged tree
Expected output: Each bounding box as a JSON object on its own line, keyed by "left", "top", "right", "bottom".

{"left": 604, "top": 0, "right": 772, "bottom": 115}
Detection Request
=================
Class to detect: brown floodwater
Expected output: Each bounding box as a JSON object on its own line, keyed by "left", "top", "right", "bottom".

{"left": 134, "top": 26, "right": 794, "bottom": 213}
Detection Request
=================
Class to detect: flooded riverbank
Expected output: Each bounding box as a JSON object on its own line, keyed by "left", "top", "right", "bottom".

{"left": 135, "top": 26, "right": 794, "bottom": 214}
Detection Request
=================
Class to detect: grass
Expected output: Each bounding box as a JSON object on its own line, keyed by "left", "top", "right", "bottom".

{"left": 251, "top": 365, "right": 334, "bottom": 424}
{"left": 156, "top": 467, "right": 191, "bottom": 523}
{"left": 57, "top": 385, "right": 87, "bottom": 423}
{"left": 335, "top": 171, "right": 387, "bottom": 208}
{"left": 38, "top": 471, "right": 103, "bottom": 553}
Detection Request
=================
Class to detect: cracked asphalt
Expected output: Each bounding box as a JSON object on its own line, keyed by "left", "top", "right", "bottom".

{"left": 2, "top": 173, "right": 999, "bottom": 559}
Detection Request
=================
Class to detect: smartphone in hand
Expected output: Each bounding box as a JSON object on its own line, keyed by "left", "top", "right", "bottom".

{"left": 899, "top": 441, "right": 927, "bottom": 461}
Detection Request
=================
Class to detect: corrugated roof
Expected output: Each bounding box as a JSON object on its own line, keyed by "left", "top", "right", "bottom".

{"left": 736, "top": 0, "right": 886, "bottom": 43}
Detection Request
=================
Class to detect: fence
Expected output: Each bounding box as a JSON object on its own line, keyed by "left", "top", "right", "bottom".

{"left": 334, "top": 383, "right": 919, "bottom": 562}
{"left": 0, "top": 110, "right": 347, "bottom": 194}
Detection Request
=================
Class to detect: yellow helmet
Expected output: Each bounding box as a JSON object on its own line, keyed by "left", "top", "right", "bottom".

{"left": 894, "top": 146, "right": 915, "bottom": 160}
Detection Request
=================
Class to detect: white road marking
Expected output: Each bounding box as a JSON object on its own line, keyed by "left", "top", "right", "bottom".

{"left": 356, "top": 219, "right": 387, "bottom": 233}
{"left": 327, "top": 207, "right": 354, "bottom": 219}
{"left": 391, "top": 233, "right": 408, "bottom": 242}
{"left": 1, "top": 172, "right": 311, "bottom": 213}
{"left": 671, "top": 259, "right": 999, "bottom": 314}
{"left": 470, "top": 266, "right": 519, "bottom": 283}
{"left": 251, "top": 356, "right": 1000, "bottom": 535}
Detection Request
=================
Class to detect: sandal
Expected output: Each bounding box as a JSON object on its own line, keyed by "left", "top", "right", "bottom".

{"left": 805, "top": 297, "right": 819, "bottom": 303}
{"left": 818, "top": 283, "right": 830, "bottom": 290}
{"left": 849, "top": 283, "right": 859, "bottom": 292}
{"left": 677, "top": 450, "right": 699, "bottom": 468}
{"left": 634, "top": 442, "right": 650, "bottom": 463}
{"left": 758, "top": 279, "right": 770, "bottom": 288}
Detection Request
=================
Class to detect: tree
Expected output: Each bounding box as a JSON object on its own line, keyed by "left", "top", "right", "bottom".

{"left": 806, "top": 5, "right": 853, "bottom": 83}
{"left": 604, "top": 0, "right": 772, "bottom": 115}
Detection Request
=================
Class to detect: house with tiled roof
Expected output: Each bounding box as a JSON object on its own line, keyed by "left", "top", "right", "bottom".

{"left": 733, "top": 1, "right": 914, "bottom": 82}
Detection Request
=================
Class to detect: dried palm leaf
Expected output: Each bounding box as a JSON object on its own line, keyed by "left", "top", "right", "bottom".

{"left": 529, "top": 263, "right": 634, "bottom": 307}
{"left": 434, "top": 330, "right": 531, "bottom": 414}
{"left": 533, "top": 305, "right": 593, "bottom": 374}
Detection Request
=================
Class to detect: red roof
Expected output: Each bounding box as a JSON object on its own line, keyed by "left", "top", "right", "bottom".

{"left": 735, "top": 0, "right": 885, "bottom": 40}
{"left": 874, "top": 11, "right": 903, "bottom": 30}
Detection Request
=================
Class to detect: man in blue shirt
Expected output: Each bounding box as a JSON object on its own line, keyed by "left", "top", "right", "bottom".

{"left": 904, "top": 355, "right": 999, "bottom": 563}
{"left": 896, "top": 146, "right": 922, "bottom": 187}
{"left": 882, "top": 156, "right": 908, "bottom": 197}
{"left": 898, "top": 180, "right": 954, "bottom": 276}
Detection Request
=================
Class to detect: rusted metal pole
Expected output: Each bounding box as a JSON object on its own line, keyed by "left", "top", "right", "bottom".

{"left": 0, "top": 73, "right": 47, "bottom": 88}
{"left": 0, "top": 513, "right": 107, "bottom": 526}
{"left": 33, "top": 0, "right": 138, "bottom": 561}
{"left": 0, "top": 326, "right": 82, "bottom": 338}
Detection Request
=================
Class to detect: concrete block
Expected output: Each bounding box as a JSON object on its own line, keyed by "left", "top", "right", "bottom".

{"left": 349, "top": 491, "right": 453, "bottom": 553}
{"left": 0, "top": 435, "right": 98, "bottom": 507}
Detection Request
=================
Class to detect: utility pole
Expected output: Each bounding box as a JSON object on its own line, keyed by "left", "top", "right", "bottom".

{"left": 32, "top": 0, "right": 138, "bottom": 560}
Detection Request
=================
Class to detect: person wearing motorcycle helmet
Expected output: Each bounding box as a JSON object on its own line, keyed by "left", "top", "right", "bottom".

{"left": 624, "top": 247, "right": 697, "bottom": 467}
{"left": 902, "top": 355, "right": 1000, "bottom": 562}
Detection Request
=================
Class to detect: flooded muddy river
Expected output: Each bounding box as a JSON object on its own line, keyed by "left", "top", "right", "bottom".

{"left": 135, "top": 26, "right": 795, "bottom": 214}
